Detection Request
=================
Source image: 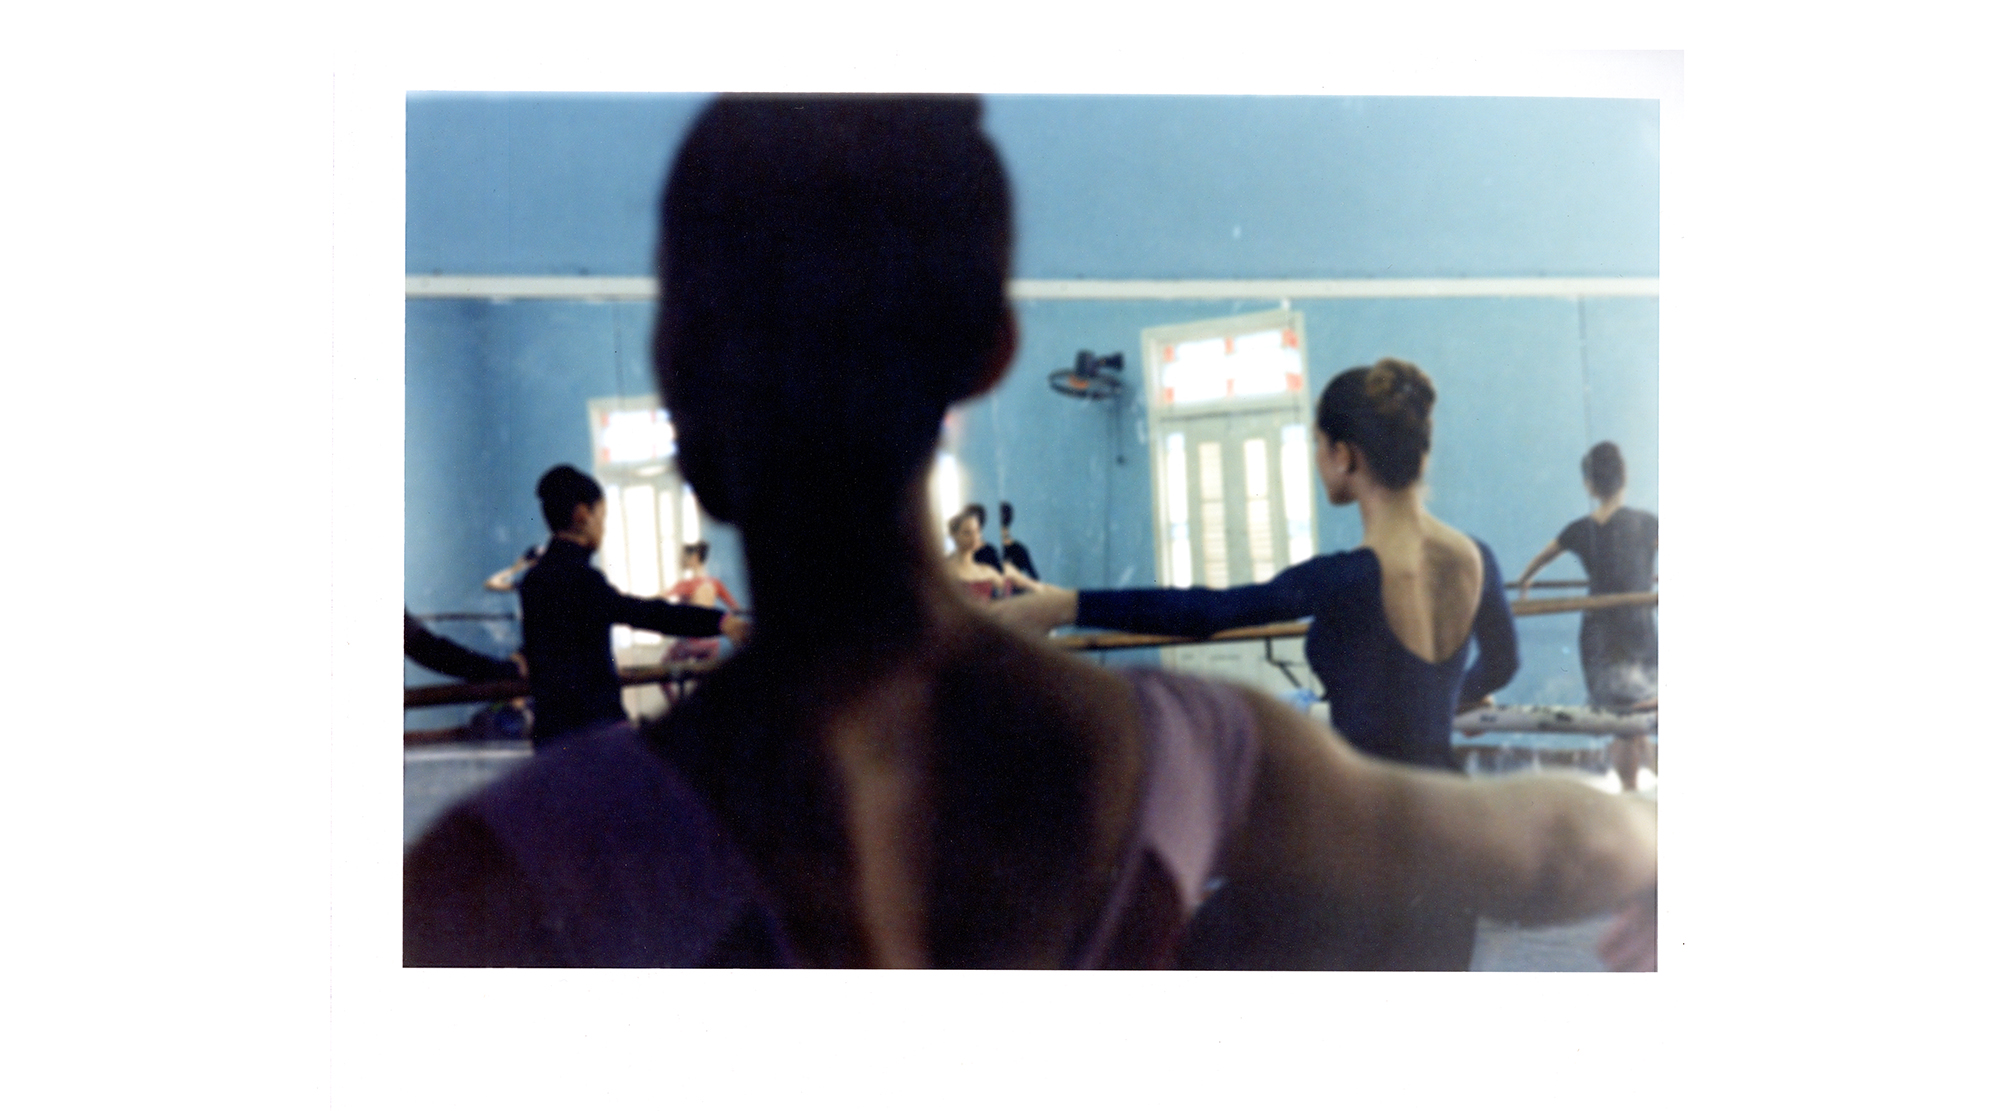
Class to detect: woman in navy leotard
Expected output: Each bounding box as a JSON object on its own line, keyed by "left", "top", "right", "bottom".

{"left": 997, "top": 358, "right": 1518, "bottom": 774}
{"left": 996, "top": 359, "right": 1517, "bottom": 967}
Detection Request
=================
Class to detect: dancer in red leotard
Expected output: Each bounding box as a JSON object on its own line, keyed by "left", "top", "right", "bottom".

{"left": 661, "top": 540, "right": 743, "bottom": 704}
{"left": 946, "top": 507, "right": 1035, "bottom": 602}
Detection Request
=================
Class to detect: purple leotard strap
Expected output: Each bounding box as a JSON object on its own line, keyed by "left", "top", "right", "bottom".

{"left": 1071, "top": 670, "right": 1261, "bottom": 968}
{"left": 467, "top": 720, "right": 798, "bottom": 967}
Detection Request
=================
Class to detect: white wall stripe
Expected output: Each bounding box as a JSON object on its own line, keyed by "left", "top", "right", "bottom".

{"left": 406, "top": 274, "right": 1659, "bottom": 301}
{"left": 1007, "top": 277, "right": 1659, "bottom": 300}
{"left": 405, "top": 274, "right": 656, "bottom": 300}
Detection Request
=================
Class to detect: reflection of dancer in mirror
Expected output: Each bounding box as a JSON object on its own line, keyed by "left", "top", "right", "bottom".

{"left": 665, "top": 541, "right": 740, "bottom": 612}
{"left": 967, "top": 503, "right": 1002, "bottom": 573}
{"left": 949, "top": 507, "right": 1038, "bottom": 601}
{"left": 518, "top": 465, "right": 750, "bottom": 747}
{"left": 966, "top": 503, "right": 1038, "bottom": 583}
{"left": 997, "top": 501, "right": 1038, "bottom": 581}
{"left": 1519, "top": 441, "right": 1658, "bottom": 792}
{"left": 661, "top": 541, "right": 743, "bottom": 705}
{"left": 405, "top": 96, "right": 1652, "bottom": 970}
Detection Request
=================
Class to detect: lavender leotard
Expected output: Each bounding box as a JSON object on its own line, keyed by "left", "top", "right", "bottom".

{"left": 403, "top": 671, "right": 1259, "bottom": 967}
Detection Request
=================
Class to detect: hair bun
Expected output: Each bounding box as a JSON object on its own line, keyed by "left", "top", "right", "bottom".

{"left": 1316, "top": 357, "right": 1436, "bottom": 490}
{"left": 1366, "top": 357, "right": 1434, "bottom": 426}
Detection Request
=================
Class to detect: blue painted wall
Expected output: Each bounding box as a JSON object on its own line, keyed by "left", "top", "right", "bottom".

{"left": 406, "top": 94, "right": 1658, "bottom": 736}
{"left": 408, "top": 94, "right": 1659, "bottom": 279}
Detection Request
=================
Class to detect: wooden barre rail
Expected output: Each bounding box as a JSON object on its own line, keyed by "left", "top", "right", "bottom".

{"left": 1051, "top": 591, "right": 1656, "bottom": 651}
{"left": 412, "top": 579, "right": 1647, "bottom": 624}
{"left": 1510, "top": 590, "right": 1657, "bottom": 617}
{"left": 403, "top": 592, "right": 1656, "bottom": 705}
{"left": 405, "top": 658, "right": 721, "bottom": 709}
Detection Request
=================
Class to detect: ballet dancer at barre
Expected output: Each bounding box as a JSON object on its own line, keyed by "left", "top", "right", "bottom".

{"left": 1518, "top": 441, "right": 1659, "bottom": 792}
{"left": 992, "top": 360, "right": 1520, "bottom": 966}
{"left": 994, "top": 359, "right": 1517, "bottom": 775}
{"left": 948, "top": 506, "right": 1038, "bottom": 602}
{"left": 659, "top": 540, "right": 743, "bottom": 707}
{"left": 405, "top": 95, "right": 1654, "bottom": 970}
{"left": 514, "top": 464, "right": 750, "bottom": 747}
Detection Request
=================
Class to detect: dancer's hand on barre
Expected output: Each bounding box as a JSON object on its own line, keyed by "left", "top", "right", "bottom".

{"left": 721, "top": 614, "right": 752, "bottom": 644}
{"left": 989, "top": 586, "right": 1078, "bottom": 638}
{"left": 1516, "top": 541, "right": 1562, "bottom": 604}
{"left": 1595, "top": 886, "right": 1657, "bottom": 972}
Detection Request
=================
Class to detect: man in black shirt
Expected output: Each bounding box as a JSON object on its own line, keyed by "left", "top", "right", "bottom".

{"left": 519, "top": 465, "right": 748, "bottom": 746}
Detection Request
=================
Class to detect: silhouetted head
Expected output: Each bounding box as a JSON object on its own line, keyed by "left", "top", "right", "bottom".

{"left": 1314, "top": 357, "right": 1437, "bottom": 490}
{"left": 656, "top": 96, "right": 1013, "bottom": 555}
{"left": 999, "top": 501, "right": 1014, "bottom": 530}
{"left": 1583, "top": 441, "right": 1626, "bottom": 499}
{"left": 536, "top": 464, "right": 604, "bottom": 534}
{"left": 681, "top": 540, "right": 711, "bottom": 568}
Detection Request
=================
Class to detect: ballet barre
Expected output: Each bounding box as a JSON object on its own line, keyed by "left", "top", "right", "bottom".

{"left": 402, "top": 592, "right": 1657, "bottom": 717}
{"left": 404, "top": 658, "right": 721, "bottom": 709}
{"left": 1453, "top": 703, "right": 1656, "bottom": 737}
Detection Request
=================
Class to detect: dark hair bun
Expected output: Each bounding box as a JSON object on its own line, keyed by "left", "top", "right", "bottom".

{"left": 1315, "top": 357, "right": 1436, "bottom": 489}
{"left": 1362, "top": 357, "right": 1436, "bottom": 429}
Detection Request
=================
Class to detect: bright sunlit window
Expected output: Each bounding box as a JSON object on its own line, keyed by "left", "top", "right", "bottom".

{"left": 598, "top": 407, "right": 677, "bottom": 465}
{"left": 1244, "top": 437, "right": 1276, "bottom": 582}
{"left": 1157, "top": 326, "right": 1305, "bottom": 408}
{"left": 680, "top": 485, "right": 702, "bottom": 546}
{"left": 1164, "top": 432, "right": 1192, "bottom": 588}
{"left": 1281, "top": 423, "right": 1315, "bottom": 566}
{"left": 928, "top": 451, "right": 964, "bottom": 553}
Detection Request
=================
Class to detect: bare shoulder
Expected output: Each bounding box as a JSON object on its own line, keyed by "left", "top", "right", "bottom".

{"left": 930, "top": 615, "right": 1149, "bottom": 916}
{"left": 1421, "top": 517, "right": 1485, "bottom": 581}
{"left": 941, "top": 615, "right": 1146, "bottom": 797}
{"left": 954, "top": 615, "right": 1142, "bottom": 731}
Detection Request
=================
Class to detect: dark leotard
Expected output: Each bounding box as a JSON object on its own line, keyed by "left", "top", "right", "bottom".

{"left": 1077, "top": 539, "right": 1518, "bottom": 772}
{"left": 1556, "top": 508, "right": 1658, "bottom": 709}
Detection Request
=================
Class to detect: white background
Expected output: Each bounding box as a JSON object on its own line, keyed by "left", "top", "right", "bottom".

{"left": 3, "top": 4, "right": 1987, "bottom": 1106}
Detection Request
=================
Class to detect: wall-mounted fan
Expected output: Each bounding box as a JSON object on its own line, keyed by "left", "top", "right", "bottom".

{"left": 1048, "top": 350, "right": 1124, "bottom": 400}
